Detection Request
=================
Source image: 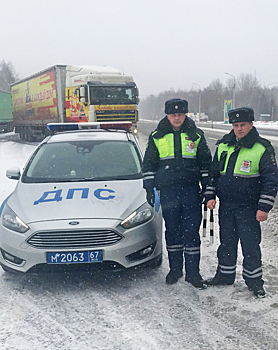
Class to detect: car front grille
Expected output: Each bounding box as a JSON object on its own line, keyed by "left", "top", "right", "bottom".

{"left": 27, "top": 229, "right": 123, "bottom": 249}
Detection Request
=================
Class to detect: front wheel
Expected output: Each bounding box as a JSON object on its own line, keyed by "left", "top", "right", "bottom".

{"left": 145, "top": 254, "right": 163, "bottom": 268}
{"left": 0, "top": 264, "right": 14, "bottom": 273}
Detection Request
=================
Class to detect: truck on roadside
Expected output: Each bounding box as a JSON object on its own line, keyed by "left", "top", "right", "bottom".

{"left": 0, "top": 90, "right": 13, "bottom": 133}
{"left": 11, "top": 65, "right": 139, "bottom": 141}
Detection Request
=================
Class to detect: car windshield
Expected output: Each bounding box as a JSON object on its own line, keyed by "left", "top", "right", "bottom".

{"left": 90, "top": 86, "right": 137, "bottom": 105}
{"left": 22, "top": 140, "right": 142, "bottom": 183}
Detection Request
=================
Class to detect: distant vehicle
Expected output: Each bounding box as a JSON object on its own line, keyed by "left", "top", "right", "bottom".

{"left": 0, "top": 90, "right": 13, "bottom": 133}
{"left": 199, "top": 114, "right": 209, "bottom": 122}
{"left": 0, "top": 122, "right": 162, "bottom": 273}
{"left": 187, "top": 113, "right": 208, "bottom": 122}
{"left": 11, "top": 65, "right": 140, "bottom": 141}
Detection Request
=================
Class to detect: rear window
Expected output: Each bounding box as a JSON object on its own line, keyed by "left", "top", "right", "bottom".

{"left": 22, "top": 140, "right": 142, "bottom": 183}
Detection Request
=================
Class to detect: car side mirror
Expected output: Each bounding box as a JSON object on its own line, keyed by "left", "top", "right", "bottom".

{"left": 6, "top": 167, "right": 21, "bottom": 180}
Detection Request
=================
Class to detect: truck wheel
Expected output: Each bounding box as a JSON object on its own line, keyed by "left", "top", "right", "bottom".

{"left": 27, "top": 132, "right": 34, "bottom": 142}
{"left": 21, "top": 127, "right": 27, "bottom": 140}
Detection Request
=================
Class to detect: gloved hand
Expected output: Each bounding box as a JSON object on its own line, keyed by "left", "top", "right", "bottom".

{"left": 146, "top": 190, "right": 155, "bottom": 207}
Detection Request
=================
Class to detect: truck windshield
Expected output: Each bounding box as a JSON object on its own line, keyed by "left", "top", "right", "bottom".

{"left": 22, "top": 140, "right": 142, "bottom": 183}
{"left": 90, "top": 86, "right": 137, "bottom": 105}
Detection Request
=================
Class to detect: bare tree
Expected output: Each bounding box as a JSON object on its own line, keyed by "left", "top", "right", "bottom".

{"left": 208, "top": 79, "right": 224, "bottom": 93}
{"left": 237, "top": 73, "right": 258, "bottom": 91}
{"left": 0, "top": 60, "right": 19, "bottom": 92}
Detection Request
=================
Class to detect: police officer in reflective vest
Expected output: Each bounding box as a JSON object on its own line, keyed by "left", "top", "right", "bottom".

{"left": 205, "top": 107, "right": 278, "bottom": 297}
{"left": 142, "top": 98, "right": 211, "bottom": 288}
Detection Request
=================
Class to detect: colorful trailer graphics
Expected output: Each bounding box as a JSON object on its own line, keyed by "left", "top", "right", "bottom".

{"left": 12, "top": 69, "right": 58, "bottom": 125}
{"left": 65, "top": 86, "right": 88, "bottom": 122}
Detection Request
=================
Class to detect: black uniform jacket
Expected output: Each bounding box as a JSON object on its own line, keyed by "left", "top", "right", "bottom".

{"left": 205, "top": 127, "right": 278, "bottom": 212}
{"left": 142, "top": 116, "right": 212, "bottom": 191}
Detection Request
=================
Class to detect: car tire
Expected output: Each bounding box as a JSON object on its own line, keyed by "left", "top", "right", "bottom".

{"left": 146, "top": 254, "right": 163, "bottom": 268}
{"left": 0, "top": 264, "right": 15, "bottom": 273}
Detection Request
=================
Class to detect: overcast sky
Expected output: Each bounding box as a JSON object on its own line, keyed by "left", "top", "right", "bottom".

{"left": 1, "top": 0, "right": 278, "bottom": 98}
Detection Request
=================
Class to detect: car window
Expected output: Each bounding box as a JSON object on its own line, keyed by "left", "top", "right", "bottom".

{"left": 23, "top": 140, "right": 142, "bottom": 183}
{"left": 90, "top": 86, "right": 137, "bottom": 104}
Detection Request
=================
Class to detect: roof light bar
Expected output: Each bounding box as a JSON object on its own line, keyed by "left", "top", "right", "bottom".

{"left": 47, "top": 121, "right": 133, "bottom": 133}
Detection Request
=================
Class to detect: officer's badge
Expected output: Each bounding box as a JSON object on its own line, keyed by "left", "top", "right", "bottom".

{"left": 175, "top": 105, "right": 178, "bottom": 110}
{"left": 240, "top": 160, "right": 251, "bottom": 173}
{"left": 236, "top": 113, "right": 240, "bottom": 118}
{"left": 186, "top": 142, "right": 195, "bottom": 153}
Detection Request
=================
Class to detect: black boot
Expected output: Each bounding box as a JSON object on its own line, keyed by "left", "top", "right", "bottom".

{"left": 248, "top": 284, "right": 266, "bottom": 298}
{"left": 165, "top": 270, "right": 183, "bottom": 284}
{"left": 185, "top": 273, "right": 207, "bottom": 289}
{"left": 206, "top": 273, "right": 234, "bottom": 286}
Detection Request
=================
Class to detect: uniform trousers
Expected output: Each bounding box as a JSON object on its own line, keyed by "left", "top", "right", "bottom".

{"left": 160, "top": 185, "right": 202, "bottom": 275}
{"left": 217, "top": 202, "right": 263, "bottom": 287}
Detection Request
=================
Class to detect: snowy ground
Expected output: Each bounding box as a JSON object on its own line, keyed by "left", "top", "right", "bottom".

{"left": 0, "top": 132, "right": 277, "bottom": 350}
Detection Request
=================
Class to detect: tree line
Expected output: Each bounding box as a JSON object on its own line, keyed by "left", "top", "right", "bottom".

{"left": 0, "top": 60, "right": 18, "bottom": 92}
{"left": 139, "top": 74, "right": 278, "bottom": 122}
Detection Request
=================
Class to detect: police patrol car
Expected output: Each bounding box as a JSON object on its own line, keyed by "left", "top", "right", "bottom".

{"left": 0, "top": 122, "right": 162, "bottom": 273}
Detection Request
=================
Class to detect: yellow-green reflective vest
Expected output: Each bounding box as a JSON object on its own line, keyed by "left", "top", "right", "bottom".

{"left": 152, "top": 132, "right": 201, "bottom": 160}
{"left": 217, "top": 142, "right": 266, "bottom": 177}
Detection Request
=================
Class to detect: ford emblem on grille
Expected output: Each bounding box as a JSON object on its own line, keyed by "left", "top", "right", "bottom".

{"left": 69, "top": 221, "right": 80, "bottom": 225}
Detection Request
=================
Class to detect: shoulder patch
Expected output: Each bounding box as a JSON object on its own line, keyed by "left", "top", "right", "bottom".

{"left": 270, "top": 153, "right": 277, "bottom": 166}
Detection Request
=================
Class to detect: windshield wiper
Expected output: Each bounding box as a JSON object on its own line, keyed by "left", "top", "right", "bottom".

{"left": 77, "top": 174, "right": 141, "bottom": 181}
{"left": 22, "top": 174, "right": 142, "bottom": 183}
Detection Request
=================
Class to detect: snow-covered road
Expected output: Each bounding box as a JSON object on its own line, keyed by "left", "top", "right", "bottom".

{"left": 0, "top": 133, "right": 277, "bottom": 350}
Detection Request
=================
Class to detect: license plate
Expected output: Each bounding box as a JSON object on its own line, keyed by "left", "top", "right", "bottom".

{"left": 47, "top": 250, "right": 103, "bottom": 264}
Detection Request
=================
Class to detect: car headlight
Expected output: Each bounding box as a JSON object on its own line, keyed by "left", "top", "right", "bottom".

{"left": 120, "top": 207, "right": 154, "bottom": 229}
{"left": 2, "top": 204, "right": 29, "bottom": 233}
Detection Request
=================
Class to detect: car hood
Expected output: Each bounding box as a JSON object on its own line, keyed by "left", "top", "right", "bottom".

{"left": 6, "top": 179, "right": 147, "bottom": 224}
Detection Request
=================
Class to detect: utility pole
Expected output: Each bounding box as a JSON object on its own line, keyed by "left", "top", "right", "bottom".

{"left": 225, "top": 72, "right": 236, "bottom": 108}
{"left": 193, "top": 83, "right": 201, "bottom": 117}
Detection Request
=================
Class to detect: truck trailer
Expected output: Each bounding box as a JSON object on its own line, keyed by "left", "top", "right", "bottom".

{"left": 11, "top": 65, "right": 139, "bottom": 141}
{"left": 0, "top": 90, "right": 13, "bottom": 133}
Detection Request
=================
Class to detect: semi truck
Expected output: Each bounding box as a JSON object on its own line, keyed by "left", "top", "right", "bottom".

{"left": 0, "top": 90, "right": 13, "bottom": 133}
{"left": 11, "top": 65, "right": 139, "bottom": 141}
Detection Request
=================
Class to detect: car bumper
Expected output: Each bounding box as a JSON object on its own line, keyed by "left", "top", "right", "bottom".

{"left": 0, "top": 216, "right": 162, "bottom": 273}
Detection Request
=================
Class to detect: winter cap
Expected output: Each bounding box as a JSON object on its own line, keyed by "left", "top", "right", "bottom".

{"left": 228, "top": 107, "right": 254, "bottom": 123}
{"left": 165, "top": 98, "right": 188, "bottom": 114}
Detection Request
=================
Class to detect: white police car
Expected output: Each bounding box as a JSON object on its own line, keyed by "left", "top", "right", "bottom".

{"left": 0, "top": 122, "right": 162, "bottom": 273}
